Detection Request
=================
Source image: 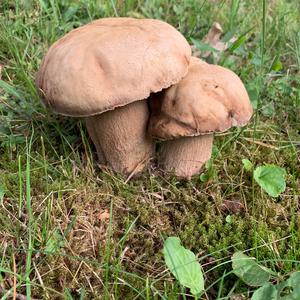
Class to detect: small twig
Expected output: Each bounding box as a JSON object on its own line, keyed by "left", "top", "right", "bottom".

{"left": 33, "top": 261, "right": 48, "bottom": 298}
{"left": 125, "top": 156, "right": 148, "bottom": 183}
{"left": 243, "top": 137, "right": 279, "bottom": 150}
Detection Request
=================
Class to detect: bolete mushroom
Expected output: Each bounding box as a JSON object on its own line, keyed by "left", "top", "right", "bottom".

{"left": 148, "top": 57, "right": 253, "bottom": 179}
{"left": 36, "top": 18, "right": 191, "bottom": 174}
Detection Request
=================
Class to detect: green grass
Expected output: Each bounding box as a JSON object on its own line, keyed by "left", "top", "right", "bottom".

{"left": 0, "top": 0, "right": 299, "bottom": 299}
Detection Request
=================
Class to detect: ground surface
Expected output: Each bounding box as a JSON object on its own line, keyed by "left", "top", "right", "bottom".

{"left": 0, "top": 0, "right": 299, "bottom": 299}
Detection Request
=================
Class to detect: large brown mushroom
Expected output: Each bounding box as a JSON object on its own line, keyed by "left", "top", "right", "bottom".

{"left": 149, "top": 57, "right": 253, "bottom": 179}
{"left": 36, "top": 18, "right": 191, "bottom": 174}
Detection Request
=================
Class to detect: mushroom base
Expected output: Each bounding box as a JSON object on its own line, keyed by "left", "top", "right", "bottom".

{"left": 158, "top": 134, "right": 213, "bottom": 179}
{"left": 85, "top": 100, "right": 154, "bottom": 175}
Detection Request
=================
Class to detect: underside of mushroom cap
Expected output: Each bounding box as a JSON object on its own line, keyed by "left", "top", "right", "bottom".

{"left": 36, "top": 17, "right": 191, "bottom": 117}
{"left": 149, "top": 57, "right": 253, "bottom": 140}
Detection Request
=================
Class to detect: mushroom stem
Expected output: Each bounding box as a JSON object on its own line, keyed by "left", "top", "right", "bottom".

{"left": 158, "top": 134, "right": 213, "bottom": 179}
{"left": 85, "top": 100, "right": 154, "bottom": 175}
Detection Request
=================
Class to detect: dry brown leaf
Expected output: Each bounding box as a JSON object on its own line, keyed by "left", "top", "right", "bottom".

{"left": 202, "top": 22, "right": 223, "bottom": 50}
{"left": 220, "top": 199, "right": 245, "bottom": 214}
{"left": 192, "top": 22, "right": 237, "bottom": 59}
{"left": 98, "top": 210, "right": 110, "bottom": 221}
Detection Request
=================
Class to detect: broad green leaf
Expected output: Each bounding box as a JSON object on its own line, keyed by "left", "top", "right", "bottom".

{"left": 191, "top": 38, "right": 219, "bottom": 53}
{"left": 242, "top": 159, "right": 253, "bottom": 171}
{"left": 225, "top": 215, "right": 233, "bottom": 224}
{"left": 271, "top": 55, "right": 283, "bottom": 71}
{"left": 251, "top": 272, "right": 300, "bottom": 300}
{"left": 254, "top": 165, "right": 286, "bottom": 197}
{"left": 45, "top": 230, "right": 64, "bottom": 254}
{"left": 163, "top": 237, "right": 204, "bottom": 296}
{"left": 262, "top": 102, "right": 275, "bottom": 117}
{"left": 232, "top": 252, "right": 276, "bottom": 286}
{"left": 276, "top": 271, "right": 300, "bottom": 299}
{"left": 251, "top": 283, "right": 277, "bottom": 300}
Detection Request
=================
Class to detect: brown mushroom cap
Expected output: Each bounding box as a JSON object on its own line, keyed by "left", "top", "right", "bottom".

{"left": 36, "top": 17, "right": 191, "bottom": 117}
{"left": 149, "top": 57, "right": 253, "bottom": 140}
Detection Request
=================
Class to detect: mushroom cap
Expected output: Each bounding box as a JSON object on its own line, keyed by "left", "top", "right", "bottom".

{"left": 149, "top": 57, "right": 253, "bottom": 140}
{"left": 36, "top": 18, "right": 191, "bottom": 117}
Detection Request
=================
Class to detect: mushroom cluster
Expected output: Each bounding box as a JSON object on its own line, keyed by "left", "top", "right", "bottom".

{"left": 36, "top": 17, "right": 252, "bottom": 180}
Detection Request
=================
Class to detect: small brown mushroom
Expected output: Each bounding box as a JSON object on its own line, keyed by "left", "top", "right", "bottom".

{"left": 149, "top": 57, "right": 253, "bottom": 179}
{"left": 36, "top": 18, "right": 191, "bottom": 175}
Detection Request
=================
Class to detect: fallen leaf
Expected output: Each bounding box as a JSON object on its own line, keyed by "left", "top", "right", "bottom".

{"left": 98, "top": 210, "right": 110, "bottom": 221}
{"left": 220, "top": 199, "right": 245, "bottom": 214}
{"left": 202, "top": 22, "right": 223, "bottom": 54}
{"left": 192, "top": 22, "right": 237, "bottom": 59}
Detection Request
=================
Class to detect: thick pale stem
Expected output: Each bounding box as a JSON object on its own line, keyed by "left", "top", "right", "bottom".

{"left": 86, "top": 100, "right": 154, "bottom": 175}
{"left": 158, "top": 134, "right": 213, "bottom": 179}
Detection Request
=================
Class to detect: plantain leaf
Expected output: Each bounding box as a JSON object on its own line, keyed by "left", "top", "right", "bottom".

{"left": 271, "top": 55, "right": 283, "bottom": 71}
{"left": 251, "top": 283, "right": 277, "bottom": 300}
{"left": 276, "top": 271, "right": 300, "bottom": 299}
{"left": 232, "top": 252, "right": 276, "bottom": 286}
{"left": 251, "top": 272, "right": 300, "bottom": 300}
{"left": 163, "top": 237, "right": 204, "bottom": 296}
